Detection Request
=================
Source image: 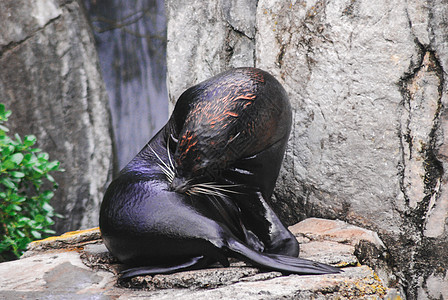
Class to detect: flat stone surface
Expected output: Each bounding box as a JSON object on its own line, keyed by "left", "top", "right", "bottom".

{"left": 0, "top": 219, "right": 401, "bottom": 299}
{"left": 0, "top": 250, "right": 115, "bottom": 299}
{"left": 135, "top": 266, "right": 386, "bottom": 300}
{"left": 299, "top": 241, "right": 358, "bottom": 267}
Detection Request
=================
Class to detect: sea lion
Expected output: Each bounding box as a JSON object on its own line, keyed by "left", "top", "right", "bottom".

{"left": 99, "top": 67, "right": 340, "bottom": 278}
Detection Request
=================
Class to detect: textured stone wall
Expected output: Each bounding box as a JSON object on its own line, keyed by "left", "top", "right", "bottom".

{"left": 165, "top": 0, "right": 448, "bottom": 298}
{"left": 166, "top": 0, "right": 258, "bottom": 110}
{"left": 0, "top": 0, "right": 114, "bottom": 233}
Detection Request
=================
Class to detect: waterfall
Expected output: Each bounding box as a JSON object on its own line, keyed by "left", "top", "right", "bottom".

{"left": 84, "top": 0, "right": 168, "bottom": 169}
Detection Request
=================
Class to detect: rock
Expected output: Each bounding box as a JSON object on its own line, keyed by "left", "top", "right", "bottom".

{"left": 290, "top": 218, "right": 386, "bottom": 248}
{"left": 0, "top": 219, "right": 400, "bottom": 299}
{"left": 290, "top": 218, "right": 397, "bottom": 289}
{"left": 0, "top": 0, "right": 114, "bottom": 233}
{"left": 165, "top": 0, "right": 257, "bottom": 110}
{"left": 23, "top": 227, "right": 102, "bottom": 258}
{"left": 165, "top": 0, "right": 448, "bottom": 297}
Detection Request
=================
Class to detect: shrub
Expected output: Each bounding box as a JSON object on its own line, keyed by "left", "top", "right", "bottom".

{"left": 0, "top": 103, "right": 62, "bottom": 262}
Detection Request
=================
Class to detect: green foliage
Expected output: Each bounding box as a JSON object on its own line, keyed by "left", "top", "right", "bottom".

{"left": 0, "top": 103, "right": 62, "bottom": 261}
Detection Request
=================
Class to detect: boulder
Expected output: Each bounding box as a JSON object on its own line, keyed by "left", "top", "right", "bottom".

{"left": 0, "top": 0, "right": 114, "bottom": 233}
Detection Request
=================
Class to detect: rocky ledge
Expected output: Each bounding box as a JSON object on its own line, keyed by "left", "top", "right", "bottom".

{"left": 0, "top": 218, "right": 403, "bottom": 299}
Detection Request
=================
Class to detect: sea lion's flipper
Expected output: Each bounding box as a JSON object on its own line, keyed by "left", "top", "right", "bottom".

{"left": 227, "top": 238, "right": 341, "bottom": 275}
{"left": 263, "top": 253, "right": 341, "bottom": 274}
{"left": 225, "top": 139, "right": 300, "bottom": 257}
{"left": 120, "top": 256, "right": 210, "bottom": 278}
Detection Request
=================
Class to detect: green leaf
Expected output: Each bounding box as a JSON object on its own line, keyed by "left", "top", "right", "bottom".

{"left": 16, "top": 216, "right": 31, "bottom": 227}
{"left": 0, "top": 104, "right": 11, "bottom": 121}
{"left": 0, "top": 124, "right": 9, "bottom": 132}
{"left": 14, "top": 133, "right": 22, "bottom": 144}
{"left": 35, "top": 214, "right": 45, "bottom": 223}
{"left": 40, "top": 191, "right": 54, "bottom": 201}
{"left": 0, "top": 240, "right": 12, "bottom": 252}
{"left": 0, "top": 177, "right": 17, "bottom": 189}
{"left": 45, "top": 161, "right": 60, "bottom": 171}
{"left": 23, "top": 135, "right": 36, "bottom": 147}
{"left": 30, "top": 230, "right": 42, "bottom": 239}
{"left": 54, "top": 213, "right": 64, "bottom": 219}
{"left": 46, "top": 174, "right": 55, "bottom": 183}
{"left": 0, "top": 136, "right": 13, "bottom": 147}
{"left": 32, "top": 166, "right": 44, "bottom": 175}
{"left": 16, "top": 230, "right": 26, "bottom": 238}
{"left": 10, "top": 171, "right": 25, "bottom": 178}
{"left": 15, "top": 196, "right": 26, "bottom": 202}
{"left": 9, "top": 204, "right": 22, "bottom": 211}
{"left": 37, "top": 152, "right": 49, "bottom": 161}
{"left": 42, "top": 202, "right": 54, "bottom": 213}
{"left": 6, "top": 210, "right": 17, "bottom": 216}
{"left": 22, "top": 153, "right": 37, "bottom": 167}
{"left": 2, "top": 160, "right": 14, "bottom": 170}
{"left": 1, "top": 145, "right": 15, "bottom": 156}
{"left": 42, "top": 228, "right": 56, "bottom": 234}
{"left": 8, "top": 153, "right": 24, "bottom": 165}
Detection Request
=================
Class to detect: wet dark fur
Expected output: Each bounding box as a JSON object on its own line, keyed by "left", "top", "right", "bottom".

{"left": 100, "top": 67, "right": 340, "bottom": 278}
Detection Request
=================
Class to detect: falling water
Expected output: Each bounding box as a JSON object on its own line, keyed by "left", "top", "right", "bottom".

{"left": 84, "top": 0, "right": 168, "bottom": 170}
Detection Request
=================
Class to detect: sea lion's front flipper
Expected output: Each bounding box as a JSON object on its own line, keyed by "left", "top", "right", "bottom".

{"left": 224, "top": 138, "right": 299, "bottom": 257}
{"left": 120, "top": 256, "right": 210, "bottom": 278}
{"left": 227, "top": 238, "right": 341, "bottom": 275}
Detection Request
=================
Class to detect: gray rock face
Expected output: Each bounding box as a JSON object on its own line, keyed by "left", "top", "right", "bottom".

{"left": 0, "top": 0, "right": 114, "bottom": 233}
{"left": 165, "top": 0, "right": 448, "bottom": 298}
{"left": 166, "top": 0, "right": 257, "bottom": 110}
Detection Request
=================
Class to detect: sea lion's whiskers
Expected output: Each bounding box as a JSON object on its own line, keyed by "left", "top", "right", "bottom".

{"left": 189, "top": 187, "right": 226, "bottom": 198}
{"left": 149, "top": 146, "right": 175, "bottom": 182}
{"left": 157, "top": 163, "right": 173, "bottom": 179}
{"left": 157, "top": 163, "right": 174, "bottom": 181}
{"left": 188, "top": 183, "right": 242, "bottom": 198}
{"left": 228, "top": 132, "right": 240, "bottom": 143}
{"left": 170, "top": 133, "right": 179, "bottom": 144}
{"left": 194, "top": 183, "right": 242, "bottom": 194}
{"left": 166, "top": 136, "right": 175, "bottom": 171}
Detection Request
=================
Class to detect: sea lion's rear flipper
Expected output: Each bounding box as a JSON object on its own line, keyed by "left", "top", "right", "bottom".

{"left": 227, "top": 238, "right": 341, "bottom": 275}
{"left": 120, "top": 256, "right": 210, "bottom": 278}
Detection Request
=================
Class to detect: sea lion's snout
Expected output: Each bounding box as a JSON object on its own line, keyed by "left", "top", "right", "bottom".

{"left": 170, "top": 176, "right": 190, "bottom": 194}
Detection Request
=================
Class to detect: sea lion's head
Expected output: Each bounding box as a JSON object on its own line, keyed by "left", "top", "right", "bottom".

{"left": 167, "top": 67, "right": 290, "bottom": 195}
